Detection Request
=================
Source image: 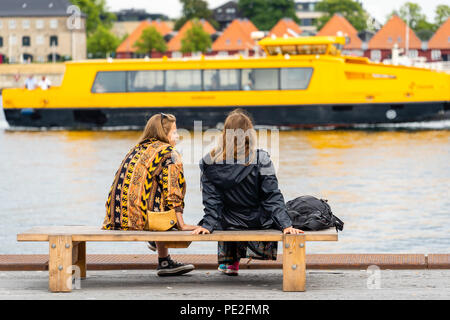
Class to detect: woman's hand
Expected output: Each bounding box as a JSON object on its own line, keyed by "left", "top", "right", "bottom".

{"left": 191, "top": 226, "right": 210, "bottom": 235}
{"left": 283, "top": 226, "right": 304, "bottom": 234}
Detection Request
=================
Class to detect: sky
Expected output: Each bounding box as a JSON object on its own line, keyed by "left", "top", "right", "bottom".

{"left": 105, "top": 0, "right": 448, "bottom": 24}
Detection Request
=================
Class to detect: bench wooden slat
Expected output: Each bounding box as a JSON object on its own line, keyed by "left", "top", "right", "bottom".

{"left": 17, "top": 226, "right": 338, "bottom": 242}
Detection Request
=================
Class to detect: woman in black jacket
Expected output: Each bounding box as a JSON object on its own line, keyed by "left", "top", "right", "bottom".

{"left": 192, "top": 109, "right": 303, "bottom": 276}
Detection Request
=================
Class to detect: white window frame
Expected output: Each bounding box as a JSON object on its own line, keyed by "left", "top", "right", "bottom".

{"left": 10, "top": 35, "right": 17, "bottom": 45}
{"left": 407, "top": 49, "right": 418, "bottom": 58}
{"left": 50, "top": 19, "right": 58, "bottom": 29}
{"left": 431, "top": 49, "right": 441, "bottom": 60}
{"left": 36, "top": 35, "right": 44, "bottom": 45}
{"left": 0, "top": 21, "right": 3, "bottom": 29}
{"left": 171, "top": 51, "right": 182, "bottom": 58}
{"left": 371, "top": 50, "right": 381, "bottom": 61}
{"left": 36, "top": 20, "right": 44, "bottom": 29}
{"left": 22, "top": 20, "right": 30, "bottom": 29}
{"left": 9, "top": 20, "right": 16, "bottom": 29}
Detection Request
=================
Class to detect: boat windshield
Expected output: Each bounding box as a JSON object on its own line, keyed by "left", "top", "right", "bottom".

{"left": 265, "top": 44, "right": 329, "bottom": 56}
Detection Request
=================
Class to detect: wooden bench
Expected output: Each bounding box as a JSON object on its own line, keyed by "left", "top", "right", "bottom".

{"left": 17, "top": 226, "right": 338, "bottom": 292}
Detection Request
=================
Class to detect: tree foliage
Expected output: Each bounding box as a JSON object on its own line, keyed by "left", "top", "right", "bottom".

{"left": 315, "top": 0, "right": 367, "bottom": 32}
{"left": 134, "top": 27, "right": 167, "bottom": 57}
{"left": 389, "top": 2, "right": 427, "bottom": 30}
{"left": 238, "top": 0, "right": 299, "bottom": 31}
{"left": 87, "top": 25, "right": 121, "bottom": 58}
{"left": 387, "top": 2, "right": 449, "bottom": 40}
{"left": 180, "top": 20, "right": 212, "bottom": 54}
{"left": 70, "top": 0, "right": 116, "bottom": 35}
{"left": 434, "top": 4, "right": 450, "bottom": 26}
{"left": 175, "top": 0, "right": 218, "bottom": 31}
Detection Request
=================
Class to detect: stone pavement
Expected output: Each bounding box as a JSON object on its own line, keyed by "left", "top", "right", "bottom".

{"left": 0, "top": 269, "right": 449, "bottom": 300}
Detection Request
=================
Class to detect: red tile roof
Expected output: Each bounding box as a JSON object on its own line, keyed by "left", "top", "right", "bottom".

{"left": 368, "top": 15, "right": 421, "bottom": 50}
{"left": 428, "top": 18, "right": 450, "bottom": 49}
{"left": 116, "top": 20, "right": 172, "bottom": 53}
{"left": 212, "top": 19, "right": 259, "bottom": 52}
{"left": 269, "top": 18, "right": 302, "bottom": 37}
{"left": 167, "top": 19, "right": 216, "bottom": 52}
{"left": 316, "top": 14, "right": 362, "bottom": 49}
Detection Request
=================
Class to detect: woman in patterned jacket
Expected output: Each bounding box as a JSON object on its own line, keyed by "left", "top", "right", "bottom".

{"left": 102, "top": 113, "right": 197, "bottom": 276}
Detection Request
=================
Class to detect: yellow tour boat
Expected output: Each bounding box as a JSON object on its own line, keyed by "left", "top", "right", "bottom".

{"left": 2, "top": 36, "right": 449, "bottom": 129}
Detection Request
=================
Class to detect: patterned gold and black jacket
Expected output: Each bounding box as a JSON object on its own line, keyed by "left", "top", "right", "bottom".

{"left": 102, "top": 138, "right": 186, "bottom": 231}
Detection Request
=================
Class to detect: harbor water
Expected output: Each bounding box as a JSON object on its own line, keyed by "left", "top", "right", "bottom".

{"left": 0, "top": 102, "right": 449, "bottom": 255}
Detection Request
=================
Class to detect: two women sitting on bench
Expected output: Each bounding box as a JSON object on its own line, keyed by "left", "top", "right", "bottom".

{"left": 102, "top": 109, "right": 302, "bottom": 277}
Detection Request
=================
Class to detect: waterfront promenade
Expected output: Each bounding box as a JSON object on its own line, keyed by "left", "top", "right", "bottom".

{"left": 1, "top": 269, "right": 449, "bottom": 299}
{"left": 1, "top": 253, "right": 448, "bottom": 299}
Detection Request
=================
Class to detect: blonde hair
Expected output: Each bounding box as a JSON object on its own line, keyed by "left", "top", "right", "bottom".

{"left": 138, "top": 113, "right": 176, "bottom": 144}
{"left": 211, "top": 109, "right": 256, "bottom": 164}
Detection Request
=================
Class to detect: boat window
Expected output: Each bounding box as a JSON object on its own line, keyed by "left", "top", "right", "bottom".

{"left": 204, "top": 69, "right": 240, "bottom": 91}
{"left": 92, "top": 71, "right": 126, "bottom": 93}
{"left": 128, "top": 70, "right": 164, "bottom": 92}
{"left": 241, "top": 68, "right": 279, "bottom": 90}
{"left": 266, "top": 46, "right": 282, "bottom": 55}
{"left": 280, "top": 68, "right": 313, "bottom": 90}
{"left": 166, "top": 70, "right": 201, "bottom": 91}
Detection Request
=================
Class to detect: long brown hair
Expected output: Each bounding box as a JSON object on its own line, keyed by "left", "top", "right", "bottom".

{"left": 138, "top": 113, "right": 176, "bottom": 144}
{"left": 211, "top": 109, "right": 256, "bottom": 164}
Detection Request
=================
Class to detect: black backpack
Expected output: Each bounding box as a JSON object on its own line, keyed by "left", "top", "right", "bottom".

{"left": 286, "top": 195, "right": 344, "bottom": 232}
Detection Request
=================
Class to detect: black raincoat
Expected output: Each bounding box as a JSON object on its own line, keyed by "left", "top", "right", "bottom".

{"left": 198, "top": 149, "right": 292, "bottom": 232}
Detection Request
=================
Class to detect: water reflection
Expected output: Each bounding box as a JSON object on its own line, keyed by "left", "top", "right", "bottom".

{"left": 0, "top": 128, "right": 449, "bottom": 255}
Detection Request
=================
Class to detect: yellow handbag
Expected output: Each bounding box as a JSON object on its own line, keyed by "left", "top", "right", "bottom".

{"left": 144, "top": 209, "right": 178, "bottom": 231}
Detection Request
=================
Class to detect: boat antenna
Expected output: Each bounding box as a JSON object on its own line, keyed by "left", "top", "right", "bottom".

{"left": 405, "top": 13, "right": 410, "bottom": 57}
{"left": 286, "top": 28, "right": 299, "bottom": 37}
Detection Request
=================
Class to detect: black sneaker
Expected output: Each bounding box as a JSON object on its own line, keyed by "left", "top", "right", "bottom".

{"left": 157, "top": 257, "right": 195, "bottom": 277}
{"left": 147, "top": 241, "right": 157, "bottom": 252}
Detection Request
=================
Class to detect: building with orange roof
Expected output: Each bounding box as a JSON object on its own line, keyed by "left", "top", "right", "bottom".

{"left": 167, "top": 19, "right": 217, "bottom": 57}
{"left": 366, "top": 15, "right": 424, "bottom": 62}
{"left": 317, "top": 14, "right": 363, "bottom": 56}
{"left": 116, "top": 20, "right": 172, "bottom": 59}
{"left": 211, "top": 19, "right": 259, "bottom": 56}
{"left": 427, "top": 18, "right": 450, "bottom": 61}
{"left": 269, "top": 18, "right": 302, "bottom": 38}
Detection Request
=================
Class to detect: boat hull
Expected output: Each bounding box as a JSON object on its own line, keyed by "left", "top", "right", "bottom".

{"left": 3, "top": 102, "right": 449, "bottom": 130}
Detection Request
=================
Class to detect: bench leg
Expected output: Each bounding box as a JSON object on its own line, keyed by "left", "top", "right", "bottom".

{"left": 283, "top": 234, "right": 306, "bottom": 292}
{"left": 48, "top": 235, "right": 73, "bottom": 292}
{"left": 72, "top": 241, "right": 87, "bottom": 279}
